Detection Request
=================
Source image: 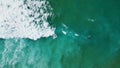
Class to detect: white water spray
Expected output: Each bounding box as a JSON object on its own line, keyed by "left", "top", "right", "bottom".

{"left": 0, "top": 0, "right": 55, "bottom": 40}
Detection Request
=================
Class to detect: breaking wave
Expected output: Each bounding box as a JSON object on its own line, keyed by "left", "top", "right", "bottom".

{"left": 0, "top": 0, "right": 55, "bottom": 40}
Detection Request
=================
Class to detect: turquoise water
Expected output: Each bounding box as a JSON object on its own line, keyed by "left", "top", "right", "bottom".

{"left": 0, "top": 0, "right": 120, "bottom": 68}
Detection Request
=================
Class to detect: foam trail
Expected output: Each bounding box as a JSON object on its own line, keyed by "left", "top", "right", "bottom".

{"left": 0, "top": 39, "right": 26, "bottom": 68}
{"left": 0, "top": 0, "right": 55, "bottom": 40}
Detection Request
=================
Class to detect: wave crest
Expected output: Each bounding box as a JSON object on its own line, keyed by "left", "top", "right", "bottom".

{"left": 0, "top": 0, "right": 55, "bottom": 40}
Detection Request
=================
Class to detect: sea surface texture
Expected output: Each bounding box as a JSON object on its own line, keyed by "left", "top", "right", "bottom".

{"left": 0, "top": 0, "right": 120, "bottom": 68}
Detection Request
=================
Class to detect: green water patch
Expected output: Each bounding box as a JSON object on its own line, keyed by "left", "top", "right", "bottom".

{"left": 48, "top": 0, "right": 120, "bottom": 67}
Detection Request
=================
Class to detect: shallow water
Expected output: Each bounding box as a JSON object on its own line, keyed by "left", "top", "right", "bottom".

{"left": 0, "top": 0, "right": 120, "bottom": 68}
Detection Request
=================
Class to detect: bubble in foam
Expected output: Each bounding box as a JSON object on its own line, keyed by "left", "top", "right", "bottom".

{"left": 0, "top": 0, "right": 55, "bottom": 40}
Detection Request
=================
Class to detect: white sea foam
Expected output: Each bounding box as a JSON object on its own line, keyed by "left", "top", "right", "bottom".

{"left": 75, "top": 33, "right": 79, "bottom": 36}
{"left": 0, "top": 0, "right": 55, "bottom": 40}
{"left": 62, "top": 30, "right": 67, "bottom": 35}
{"left": 88, "top": 18, "right": 95, "bottom": 22}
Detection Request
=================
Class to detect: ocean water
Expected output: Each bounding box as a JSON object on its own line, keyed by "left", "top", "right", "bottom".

{"left": 0, "top": 0, "right": 120, "bottom": 68}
